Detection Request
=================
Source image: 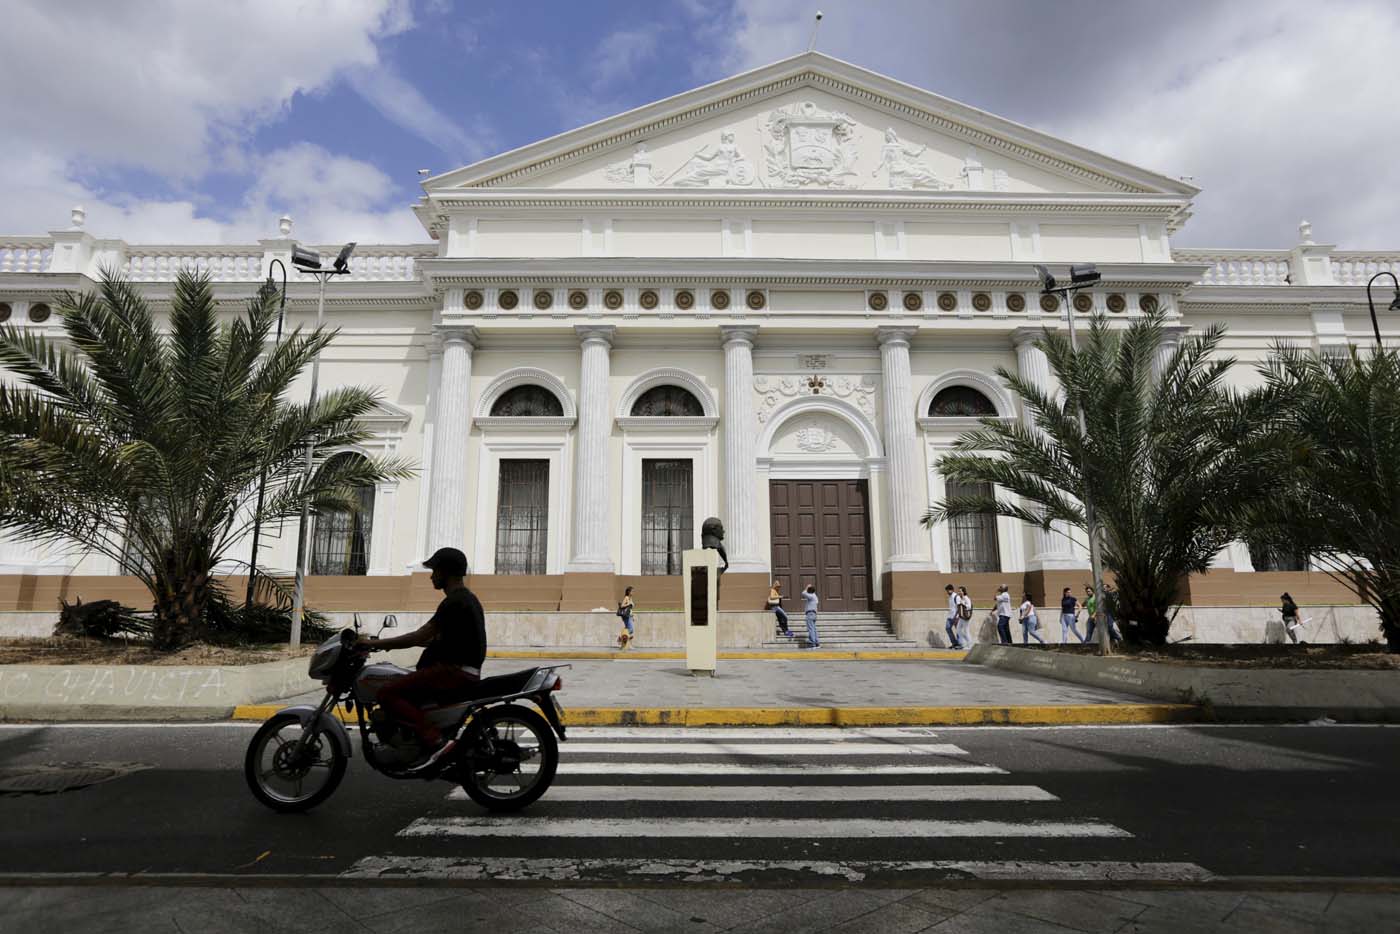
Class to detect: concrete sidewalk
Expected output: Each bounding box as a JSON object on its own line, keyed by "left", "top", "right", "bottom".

{"left": 239, "top": 657, "right": 1194, "bottom": 727}
{"left": 1, "top": 882, "right": 1394, "bottom": 933}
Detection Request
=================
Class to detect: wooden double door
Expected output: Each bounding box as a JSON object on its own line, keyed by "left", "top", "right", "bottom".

{"left": 768, "top": 479, "right": 872, "bottom": 612}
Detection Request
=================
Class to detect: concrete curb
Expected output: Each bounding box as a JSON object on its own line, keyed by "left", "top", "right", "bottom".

{"left": 967, "top": 644, "right": 1400, "bottom": 721}
{"left": 228, "top": 702, "right": 1196, "bottom": 727}
{"left": 488, "top": 649, "right": 967, "bottom": 661}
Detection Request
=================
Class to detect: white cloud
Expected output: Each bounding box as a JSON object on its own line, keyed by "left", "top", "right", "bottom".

{"left": 345, "top": 64, "right": 494, "bottom": 164}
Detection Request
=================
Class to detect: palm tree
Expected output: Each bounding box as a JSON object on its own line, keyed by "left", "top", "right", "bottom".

{"left": 0, "top": 271, "right": 411, "bottom": 649}
{"left": 921, "top": 311, "right": 1282, "bottom": 645}
{"left": 1244, "top": 345, "right": 1400, "bottom": 651}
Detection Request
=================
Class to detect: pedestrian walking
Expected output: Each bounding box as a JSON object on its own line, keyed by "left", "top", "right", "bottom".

{"left": 802, "top": 584, "right": 821, "bottom": 648}
{"left": 616, "top": 585, "right": 635, "bottom": 649}
{"left": 956, "top": 585, "right": 974, "bottom": 649}
{"left": 1280, "top": 592, "right": 1304, "bottom": 645}
{"left": 944, "top": 584, "right": 961, "bottom": 649}
{"left": 1019, "top": 592, "right": 1045, "bottom": 645}
{"left": 768, "top": 580, "right": 793, "bottom": 639}
{"left": 994, "top": 584, "right": 1014, "bottom": 645}
{"left": 1059, "top": 587, "right": 1086, "bottom": 644}
{"left": 1084, "top": 584, "right": 1123, "bottom": 645}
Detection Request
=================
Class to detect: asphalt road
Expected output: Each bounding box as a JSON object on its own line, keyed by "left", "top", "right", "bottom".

{"left": 0, "top": 722, "right": 1395, "bottom": 884}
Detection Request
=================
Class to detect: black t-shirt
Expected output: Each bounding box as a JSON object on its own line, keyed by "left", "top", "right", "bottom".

{"left": 417, "top": 587, "right": 487, "bottom": 670}
{"left": 1061, "top": 595, "right": 1077, "bottom": 615}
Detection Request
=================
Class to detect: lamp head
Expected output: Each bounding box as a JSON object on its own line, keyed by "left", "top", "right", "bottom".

{"left": 1389, "top": 292, "right": 1400, "bottom": 312}
{"left": 332, "top": 242, "right": 356, "bottom": 274}
{"left": 1069, "top": 263, "right": 1101, "bottom": 286}
{"left": 291, "top": 245, "right": 322, "bottom": 271}
{"left": 1033, "top": 264, "right": 1056, "bottom": 292}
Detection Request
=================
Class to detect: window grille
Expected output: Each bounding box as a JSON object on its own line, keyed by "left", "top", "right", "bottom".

{"left": 929, "top": 386, "right": 997, "bottom": 417}
{"left": 1248, "top": 543, "right": 1308, "bottom": 572}
{"left": 641, "top": 459, "right": 693, "bottom": 575}
{"left": 490, "top": 385, "right": 563, "bottom": 417}
{"left": 495, "top": 459, "right": 550, "bottom": 574}
{"left": 311, "top": 453, "right": 374, "bottom": 576}
{"left": 946, "top": 480, "right": 1000, "bottom": 572}
{"left": 631, "top": 385, "right": 703, "bottom": 417}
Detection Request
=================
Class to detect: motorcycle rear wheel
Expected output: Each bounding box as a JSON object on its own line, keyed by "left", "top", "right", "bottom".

{"left": 459, "top": 703, "right": 558, "bottom": 812}
{"left": 245, "top": 712, "right": 347, "bottom": 813}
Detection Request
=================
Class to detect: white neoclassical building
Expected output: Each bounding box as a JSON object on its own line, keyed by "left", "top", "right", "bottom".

{"left": 0, "top": 53, "right": 1395, "bottom": 645}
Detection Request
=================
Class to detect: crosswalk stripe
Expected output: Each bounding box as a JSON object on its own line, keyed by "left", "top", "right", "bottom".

{"left": 401, "top": 816, "right": 1130, "bottom": 839}
{"left": 554, "top": 762, "right": 1004, "bottom": 775}
{"left": 563, "top": 727, "right": 946, "bottom": 739}
{"left": 558, "top": 742, "right": 967, "bottom": 756}
{"left": 446, "top": 784, "right": 1057, "bottom": 802}
{"left": 342, "top": 856, "right": 1211, "bottom": 883}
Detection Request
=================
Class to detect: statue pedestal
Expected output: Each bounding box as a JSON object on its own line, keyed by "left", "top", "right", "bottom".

{"left": 682, "top": 548, "right": 719, "bottom": 676}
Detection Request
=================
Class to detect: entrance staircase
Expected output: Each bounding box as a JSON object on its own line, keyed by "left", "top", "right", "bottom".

{"left": 761, "top": 610, "right": 921, "bottom": 650}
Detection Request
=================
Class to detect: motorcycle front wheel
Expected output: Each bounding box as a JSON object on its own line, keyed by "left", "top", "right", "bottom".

{"left": 244, "top": 712, "right": 348, "bottom": 813}
{"left": 459, "top": 703, "right": 558, "bottom": 812}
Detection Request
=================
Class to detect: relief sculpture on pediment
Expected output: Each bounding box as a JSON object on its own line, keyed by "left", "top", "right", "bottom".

{"left": 761, "top": 101, "right": 860, "bottom": 188}
{"left": 873, "top": 129, "right": 952, "bottom": 190}
{"left": 604, "top": 144, "right": 655, "bottom": 186}
{"left": 663, "top": 132, "right": 756, "bottom": 187}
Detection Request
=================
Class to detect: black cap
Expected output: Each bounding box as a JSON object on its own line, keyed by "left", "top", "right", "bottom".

{"left": 421, "top": 547, "right": 468, "bottom": 577}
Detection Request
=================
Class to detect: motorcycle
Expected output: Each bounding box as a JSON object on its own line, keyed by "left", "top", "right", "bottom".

{"left": 244, "top": 618, "right": 568, "bottom": 813}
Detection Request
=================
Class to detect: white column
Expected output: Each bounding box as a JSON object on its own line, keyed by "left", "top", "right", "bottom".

{"left": 425, "top": 325, "right": 476, "bottom": 556}
{"left": 720, "top": 325, "right": 765, "bottom": 572}
{"left": 569, "top": 325, "right": 615, "bottom": 571}
{"left": 1011, "top": 328, "right": 1080, "bottom": 570}
{"left": 1153, "top": 324, "right": 1191, "bottom": 382}
{"left": 877, "top": 326, "right": 933, "bottom": 570}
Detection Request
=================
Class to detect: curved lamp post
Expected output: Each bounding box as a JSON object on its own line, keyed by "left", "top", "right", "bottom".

{"left": 1366, "top": 271, "right": 1400, "bottom": 348}
{"left": 245, "top": 258, "right": 288, "bottom": 609}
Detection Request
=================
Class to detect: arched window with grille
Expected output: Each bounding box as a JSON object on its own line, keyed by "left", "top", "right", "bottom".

{"left": 929, "top": 386, "right": 997, "bottom": 418}
{"left": 490, "top": 385, "right": 564, "bottom": 417}
{"left": 631, "top": 385, "right": 703, "bottom": 417}
{"left": 946, "top": 480, "right": 1000, "bottom": 572}
{"left": 310, "top": 452, "right": 374, "bottom": 576}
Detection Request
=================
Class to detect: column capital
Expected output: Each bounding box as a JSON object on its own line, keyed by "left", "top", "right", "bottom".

{"left": 432, "top": 324, "right": 478, "bottom": 348}
{"left": 1010, "top": 326, "right": 1050, "bottom": 350}
{"left": 719, "top": 324, "right": 759, "bottom": 348}
{"left": 875, "top": 325, "right": 918, "bottom": 347}
{"left": 575, "top": 324, "right": 615, "bottom": 347}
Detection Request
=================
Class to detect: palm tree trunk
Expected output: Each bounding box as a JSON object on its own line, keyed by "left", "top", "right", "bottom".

{"left": 150, "top": 564, "right": 213, "bottom": 650}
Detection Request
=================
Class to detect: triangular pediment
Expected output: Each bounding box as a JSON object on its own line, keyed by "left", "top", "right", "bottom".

{"left": 424, "top": 53, "right": 1196, "bottom": 198}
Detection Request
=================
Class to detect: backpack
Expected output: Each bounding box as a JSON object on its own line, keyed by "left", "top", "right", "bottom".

{"left": 958, "top": 599, "right": 972, "bottom": 621}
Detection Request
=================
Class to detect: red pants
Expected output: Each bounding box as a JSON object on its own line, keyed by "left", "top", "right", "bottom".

{"left": 377, "top": 665, "right": 479, "bottom": 744}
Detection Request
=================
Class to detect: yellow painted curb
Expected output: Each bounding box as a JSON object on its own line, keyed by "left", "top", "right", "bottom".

{"left": 230, "top": 703, "right": 1196, "bottom": 727}
{"left": 486, "top": 649, "right": 967, "bottom": 661}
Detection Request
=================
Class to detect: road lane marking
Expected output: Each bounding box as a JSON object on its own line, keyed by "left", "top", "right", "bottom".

{"left": 563, "top": 727, "right": 947, "bottom": 739}
{"left": 552, "top": 762, "right": 1005, "bottom": 775}
{"left": 557, "top": 742, "right": 967, "bottom": 756}
{"left": 446, "top": 784, "right": 1057, "bottom": 802}
{"left": 400, "top": 817, "right": 1130, "bottom": 839}
{"left": 343, "top": 856, "right": 1210, "bottom": 883}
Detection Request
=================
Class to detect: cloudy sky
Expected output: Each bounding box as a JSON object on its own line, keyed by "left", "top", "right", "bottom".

{"left": 3, "top": 0, "right": 1395, "bottom": 248}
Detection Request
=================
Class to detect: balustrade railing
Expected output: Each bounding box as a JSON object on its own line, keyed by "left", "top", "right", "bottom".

{"left": 1173, "top": 250, "right": 1292, "bottom": 286}
{"left": 312, "top": 246, "right": 436, "bottom": 282}
{"left": 1331, "top": 253, "right": 1400, "bottom": 286}
{"left": 0, "top": 239, "right": 54, "bottom": 274}
{"left": 122, "top": 248, "right": 265, "bottom": 282}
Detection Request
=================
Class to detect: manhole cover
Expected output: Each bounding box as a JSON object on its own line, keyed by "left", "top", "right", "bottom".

{"left": 0, "top": 763, "right": 147, "bottom": 795}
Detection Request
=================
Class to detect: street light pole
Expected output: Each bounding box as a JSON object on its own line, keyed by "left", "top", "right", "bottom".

{"left": 245, "top": 258, "right": 288, "bottom": 609}
{"left": 1036, "top": 265, "right": 1111, "bottom": 656}
{"left": 1365, "top": 271, "right": 1400, "bottom": 349}
{"left": 287, "top": 243, "right": 355, "bottom": 647}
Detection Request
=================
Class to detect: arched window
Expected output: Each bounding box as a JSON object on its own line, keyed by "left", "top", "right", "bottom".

{"left": 490, "top": 385, "right": 564, "bottom": 417}
{"left": 1248, "top": 542, "right": 1308, "bottom": 573}
{"left": 631, "top": 385, "right": 703, "bottom": 417}
{"left": 929, "top": 386, "right": 997, "bottom": 418}
{"left": 946, "top": 480, "right": 1000, "bottom": 572}
{"left": 311, "top": 453, "right": 374, "bottom": 576}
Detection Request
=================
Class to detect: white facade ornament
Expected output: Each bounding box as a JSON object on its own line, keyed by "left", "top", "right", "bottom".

{"left": 665, "top": 132, "right": 755, "bottom": 187}
{"left": 1299, "top": 219, "right": 1314, "bottom": 244}
{"left": 761, "top": 101, "right": 860, "bottom": 188}
{"left": 754, "top": 373, "right": 877, "bottom": 424}
{"left": 960, "top": 150, "right": 1008, "bottom": 191}
{"left": 70, "top": 205, "right": 85, "bottom": 229}
{"left": 604, "top": 144, "right": 655, "bottom": 187}
{"left": 793, "top": 422, "right": 839, "bottom": 453}
{"left": 278, "top": 215, "right": 294, "bottom": 237}
{"left": 873, "top": 129, "right": 951, "bottom": 190}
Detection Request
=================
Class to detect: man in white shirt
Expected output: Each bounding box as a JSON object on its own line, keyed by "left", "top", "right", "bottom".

{"left": 801, "top": 585, "right": 821, "bottom": 649}
{"left": 945, "top": 584, "right": 961, "bottom": 649}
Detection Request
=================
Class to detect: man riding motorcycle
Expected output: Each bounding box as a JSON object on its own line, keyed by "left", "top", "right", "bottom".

{"left": 355, "top": 546, "right": 486, "bottom": 771}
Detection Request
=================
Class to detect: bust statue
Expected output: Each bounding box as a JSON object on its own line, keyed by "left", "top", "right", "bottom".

{"left": 700, "top": 516, "right": 729, "bottom": 573}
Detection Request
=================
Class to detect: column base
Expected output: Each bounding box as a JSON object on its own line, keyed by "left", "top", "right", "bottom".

{"left": 722, "top": 559, "right": 769, "bottom": 575}
{"left": 884, "top": 557, "right": 936, "bottom": 573}
{"left": 1027, "top": 554, "right": 1087, "bottom": 572}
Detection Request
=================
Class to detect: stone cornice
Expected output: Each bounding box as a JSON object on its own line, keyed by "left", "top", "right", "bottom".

{"left": 425, "top": 190, "right": 1184, "bottom": 213}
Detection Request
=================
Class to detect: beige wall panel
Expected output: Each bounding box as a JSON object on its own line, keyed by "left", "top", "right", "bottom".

{"left": 751, "top": 220, "right": 875, "bottom": 259}
{"left": 1040, "top": 224, "right": 1142, "bottom": 262}
{"left": 905, "top": 222, "right": 1013, "bottom": 261}
{"left": 612, "top": 219, "right": 722, "bottom": 256}
{"left": 475, "top": 219, "right": 581, "bottom": 257}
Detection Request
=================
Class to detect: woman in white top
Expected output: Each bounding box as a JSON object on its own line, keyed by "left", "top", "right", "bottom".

{"left": 1018, "top": 592, "right": 1046, "bottom": 645}
{"left": 955, "top": 586, "right": 974, "bottom": 649}
{"left": 994, "top": 585, "right": 1014, "bottom": 645}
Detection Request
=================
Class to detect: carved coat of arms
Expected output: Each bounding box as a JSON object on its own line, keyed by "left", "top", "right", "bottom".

{"left": 762, "top": 102, "right": 860, "bottom": 187}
